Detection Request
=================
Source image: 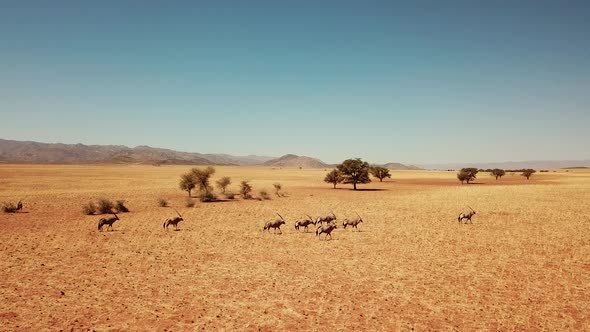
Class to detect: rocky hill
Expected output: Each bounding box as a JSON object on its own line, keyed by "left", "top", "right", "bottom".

{"left": 263, "top": 154, "right": 329, "bottom": 168}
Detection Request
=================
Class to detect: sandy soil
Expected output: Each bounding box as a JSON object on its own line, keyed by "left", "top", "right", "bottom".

{"left": 1, "top": 165, "right": 589, "bottom": 330}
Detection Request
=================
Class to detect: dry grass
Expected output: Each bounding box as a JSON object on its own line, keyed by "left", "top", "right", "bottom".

{"left": 0, "top": 164, "right": 589, "bottom": 330}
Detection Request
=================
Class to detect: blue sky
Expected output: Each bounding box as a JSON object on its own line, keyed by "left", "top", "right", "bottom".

{"left": 1, "top": 1, "right": 589, "bottom": 164}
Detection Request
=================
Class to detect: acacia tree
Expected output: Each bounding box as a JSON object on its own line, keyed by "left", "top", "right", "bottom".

{"left": 190, "top": 166, "right": 216, "bottom": 195}
{"left": 179, "top": 173, "right": 197, "bottom": 197}
{"left": 370, "top": 166, "right": 391, "bottom": 182}
{"left": 216, "top": 176, "right": 231, "bottom": 194}
{"left": 457, "top": 172, "right": 468, "bottom": 184}
{"left": 521, "top": 169, "right": 536, "bottom": 180}
{"left": 458, "top": 168, "right": 478, "bottom": 184}
{"left": 491, "top": 168, "right": 506, "bottom": 180}
{"left": 239, "top": 180, "right": 253, "bottom": 199}
{"left": 324, "top": 169, "right": 343, "bottom": 189}
{"left": 337, "top": 158, "right": 371, "bottom": 190}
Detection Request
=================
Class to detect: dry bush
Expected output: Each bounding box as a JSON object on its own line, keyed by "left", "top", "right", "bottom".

{"left": 239, "top": 180, "right": 253, "bottom": 199}
{"left": 224, "top": 192, "right": 235, "bottom": 199}
{"left": 2, "top": 202, "right": 18, "bottom": 213}
{"left": 158, "top": 198, "right": 169, "bottom": 207}
{"left": 115, "top": 200, "right": 129, "bottom": 213}
{"left": 97, "top": 198, "right": 114, "bottom": 214}
{"left": 82, "top": 201, "right": 97, "bottom": 215}
{"left": 200, "top": 192, "right": 218, "bottom": 203}
{"left": 259, "top": 190, "right": 271, "bottom": 200}
{"left": 185, "top": 198, "right": 195, "bottom": 208}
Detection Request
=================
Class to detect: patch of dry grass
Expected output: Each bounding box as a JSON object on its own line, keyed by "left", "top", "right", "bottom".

{"left": 0, "top": 165, "right": 589, "bottom": 330}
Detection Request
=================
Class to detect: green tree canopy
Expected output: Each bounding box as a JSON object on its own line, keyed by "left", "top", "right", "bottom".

{"left": 370, "top": 166, "right": 391, "bottom": 182}
{"left": 337, "top": 158, "right": 371, "bottom": 190}
{"left": 491, "top": 168, "right": 506, "bottom": 180}
{"left": 324, "top": 169, "right": 344, "bottom": 189}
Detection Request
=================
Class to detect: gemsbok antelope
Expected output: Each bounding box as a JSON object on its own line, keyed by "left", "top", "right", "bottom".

{"left": 98, "top": 213, "right": 119, "bottom": 231}
{"left": 342, "top": 212, "right": 364, "bottom": 231}
{"left": 315, "top": 211, "right": 337, "bottom": 225}
{"left": 458, "top": 206, "right": 476, "bottom": 224}
{"left": 316, "top": 222, "right": 337, "bottom": 240}
{"left": 263, "top": 213, "right": 286, "bottom": 234}
{"left": 294, "top": 215, "right": 315, "bottom": 232}
{"left": 163, "top": 209, "right": 184, "bottom": 230}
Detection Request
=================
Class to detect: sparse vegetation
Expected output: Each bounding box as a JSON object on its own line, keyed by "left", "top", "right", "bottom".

{"left": 179, "top": 173, "right": 197, "bottom": 197}
{"left": 97, "top": 198, "right": 115, "bottom": 214}
{"left": 185, "top": 198, "right": 195, "bottom": 208}
{"left": 115, "top": 200, "right": 129, "bottom": 213}
{"left": 273, "top": 183, "right": 282, "bottom": 197}
{"left": 259, "top": 190, "right": 271, "bottom": 200}
{"left": 324, "top": 169, "right": 344, "bottom": 189}
{"left": 216, "top": 176, "right": 231, "bottom": 194}
{"left": 2, "top": 202, "right": 18, "bottom": 213}
{"left": 82, "top": 201, "right": 97, "bottom": 215}
{"left": 200, "top": 191, "right": 218, "bottom": 202}
{"left": 370, "top": 166, "right": 391, "bottom": 182}
{"left": 337, "top": 158, "right": 371, "bottom": 190}
{"left": 239, "top": 180, "right": 253, "bottom": 199}
{"left": 457, "top": 168, "right": 478, "bottom": 184}
{"left": 158, "top": 198, "right": 169, "bottom": 207}
{"left": 224, "top": 192, "right": 235, "bottom": 199}
{"left": 522, "top": 169, "right": 536, "bottom": 180}
{"left": 191, "top": 166, "right": 216, "bottom": 195}
{"left": 491, "top": 168, "right": 506, "bottom": 180}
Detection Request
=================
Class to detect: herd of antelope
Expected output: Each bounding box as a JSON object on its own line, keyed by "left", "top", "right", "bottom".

{"left": 91, "top": 206, "right": 476, "bottom": 236}
{"left": 263, "top": 211, "right": 365, "bottom": 240}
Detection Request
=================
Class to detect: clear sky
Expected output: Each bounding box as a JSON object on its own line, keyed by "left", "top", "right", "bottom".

{"left": 1, "top": 1, "right": 589, "bottom": 164}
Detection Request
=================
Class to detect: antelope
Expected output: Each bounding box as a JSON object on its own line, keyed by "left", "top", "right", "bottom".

{"left": 263, "top": 213, "right": 286, "bottom": 234}
{"left": 458, "top": 206, "right": 476, "bottom": 224}
{"left": 16, "top": 200, "right": 23, "bottom": 212}
{"left": 294, "top": 214, "right": 315, "bottom": 232}
{"left": 342, "top": 212, "right": 363, "bottom": 231}
{"left": 316, "top": 222, "right": 337, "bottom": 240}
{"left": 315, "top": 211, "right": 337, "bottom": 225}
{"left": 98, "top": 213, "right": 119, "bottom": 231}
{"left": 163, "top": 209, "right": 184, "bottom": 230}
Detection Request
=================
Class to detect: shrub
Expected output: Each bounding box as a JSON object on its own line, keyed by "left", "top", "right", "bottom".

{"left": 259, "top": 190, "right": 271, "bottom": 200}
{"left": 200, "top": 192, "right": 218, "bottom": 202}
{"left": 158, "top": 198, "right": 169, "bottom": 207}
{"left": 82, "top": 201, "right": 97, "bottom": 215}
{"left": 273, "top": 183, "right": 282, "bottom": 197}
{"left": 115, "top": 200, "right": 129, "bottom": 213}
{"left": 216, "top": 176, "right": 231, "bottom": 194}
{"left": 97, "top": 198, "right": 114, "bottom": 214}
{"left": 2, "top": 202, "right": 18, "bottom": 213}
{"left": 224, "top": 192, "right": 235, "bottom": 200}
{"left": 185, "top": 198, "right": 195, "bottom": 207}
{"left": 239, "top": 180, "right": 253, "bottom": 199}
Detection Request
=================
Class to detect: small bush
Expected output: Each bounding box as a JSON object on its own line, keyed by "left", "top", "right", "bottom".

{"left": 224, "top": 192, "right": 235, "bottom": 200}
{"left": 82, "top": 201, "right": 97, "bottom": 215}
{"left": 158, "top": 198, "right": 169, "bottom": 207}
{"left": 259, "top": 190, "right": 271, "bottom": 200}
{"left": 2, "top": 202, "right": 18, "bottom": 213}
{"left": 239, "top": 180, "right": 253, "bottom": 199}
{"left": 200, "top": 192, "right": 218, "bottom": 202}
{"left": 185, "top": 198, "right": 195, "bottom": 207}
{"left": 115, "top": 200, "right": 129, "bottom": 213}
{"left": 273, "top": 183, "right": 282, "bottom": 197}
{"left": 97, "top": 198, "right": 114, "bottom": 214}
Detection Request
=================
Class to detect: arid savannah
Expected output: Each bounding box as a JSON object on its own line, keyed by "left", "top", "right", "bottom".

{"left": 1, "top": 164, "right": 589, "bottom": 331}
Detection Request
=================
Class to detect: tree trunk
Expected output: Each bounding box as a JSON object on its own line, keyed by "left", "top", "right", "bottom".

{"left": 353, "top": 182, "right": 357, "bottom": 190}
{"left": 380, "top": 178, "right": 383, "bottom": 182}
{"left": 333, "top": 183, "right": 336, "bottom": 189}
{"left": 188, "top": 189, "right": 191, "bottom": 198}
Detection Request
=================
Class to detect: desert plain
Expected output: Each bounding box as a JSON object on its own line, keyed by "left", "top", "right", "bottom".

{"left": 0, "top": 164, "right": 589, "bottom": 331}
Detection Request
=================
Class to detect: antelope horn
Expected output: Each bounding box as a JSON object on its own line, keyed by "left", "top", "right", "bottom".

{"left": 467, "top": 205, "right": 475, "bottom": 212}
{"left": 276, "top": 213, "right": 285, "bottom": 221}
{"left": 306, "top": 214, "right": 313, "bottom": 221}
{"left": 173, "top": 208, "right": 182, "bottom": 217}
{"left": 355, "top": 211, "right": 362, "bottom": 219}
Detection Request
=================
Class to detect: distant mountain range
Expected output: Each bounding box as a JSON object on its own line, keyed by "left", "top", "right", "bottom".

{"left": 0, "top": 139, "right": 273, "bottom": 166}
{"left": 419, "top": 160, "right": 590, "bottom": 170}
{"left": 378, "top": 162, "right": 422, "bottom": 170}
